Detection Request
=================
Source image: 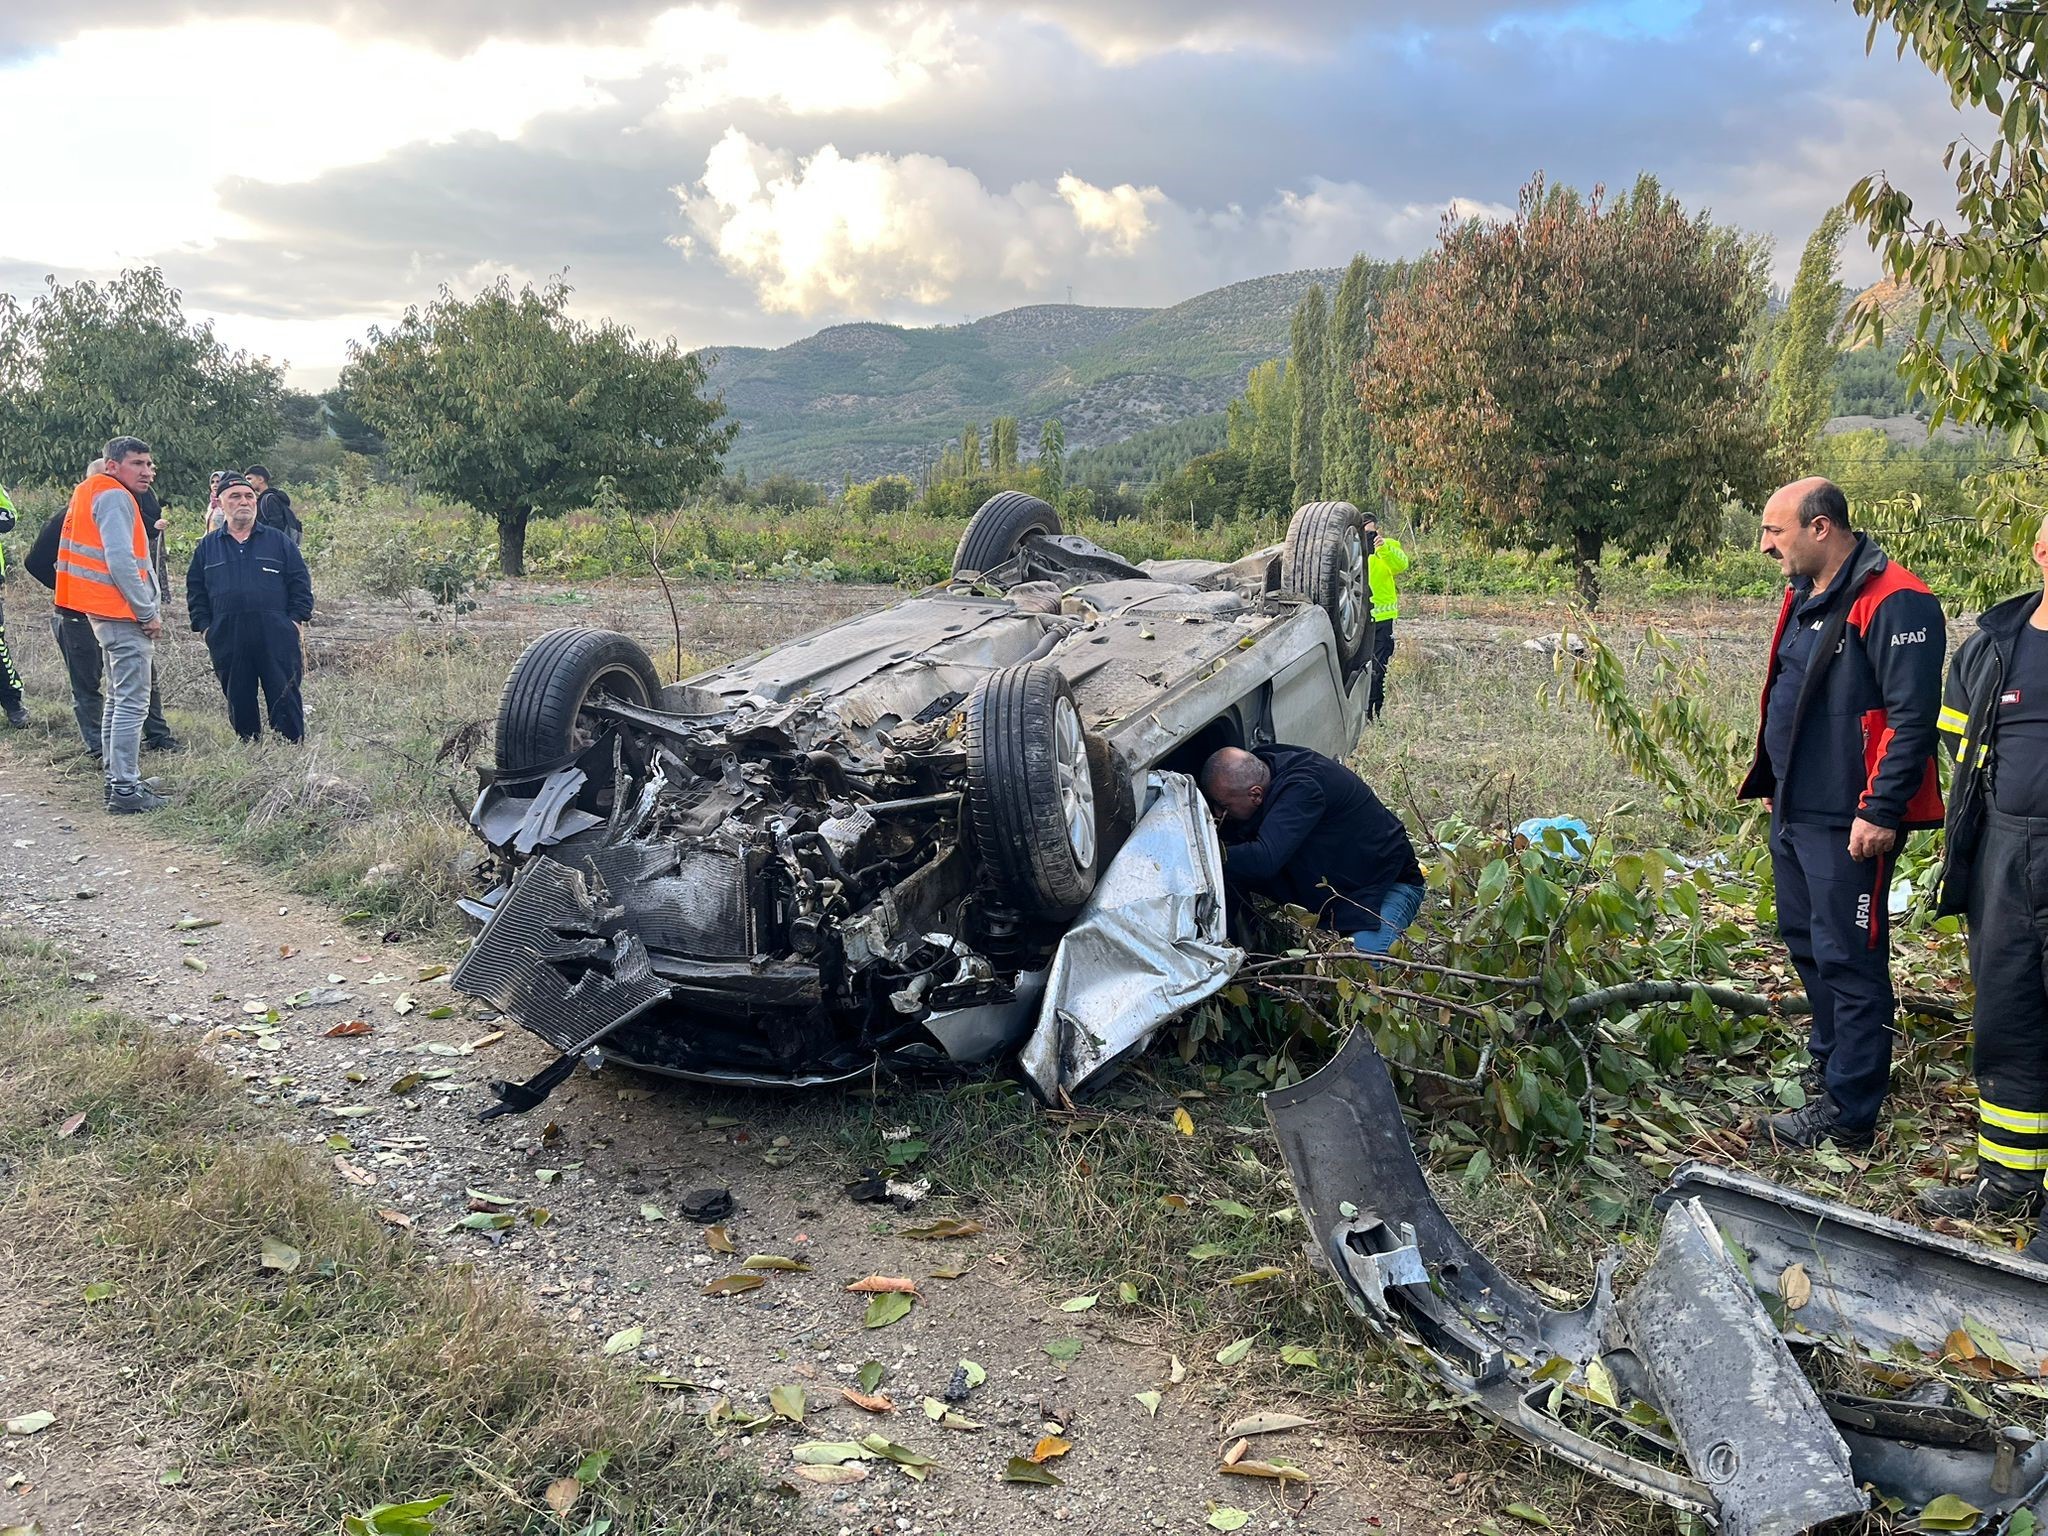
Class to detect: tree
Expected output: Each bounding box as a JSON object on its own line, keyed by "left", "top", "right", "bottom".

{"left": 320, "top": 385, "right": 385, "bottom": 458}
{"left": 990, "top": 416, "right": 1020, "bottom": 473}
{"left": 1361, "top": 174, "right": 1777, "bottom": 608}
{"left": 1228, "top": 358, "right": 1294, "bottom": 517}
{"left": 1289, "top": 284, "right": 1330, "bottom": 506}
{"left": 1769, "top": 207, "right": 1850, "bottom": 460}
{"left": 277, "top": 388, "right": 327, "bottom": 442}
{"left": 340, "top": 276, "right": 732, "bottom": 575}
{"left": 1038, "top": 418, "right": 1066, "bottom": 494}
{"left": 1843, "top": 2, "right": 2048, "bottom": 607}
{"left": 961, "top": 422, "right": 983, "bottom": 476}
{"left": 1322, "top": 256, "right": 1380, "bottom": 507}
{"left": 0, "top": 267, "right": 281, "bottom": 497}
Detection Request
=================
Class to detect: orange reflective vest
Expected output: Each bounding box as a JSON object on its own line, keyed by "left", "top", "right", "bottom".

{"left": 55, "top": 473, "right": 151, "bottom": 620}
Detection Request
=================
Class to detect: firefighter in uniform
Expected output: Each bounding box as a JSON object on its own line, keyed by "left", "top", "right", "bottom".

{"left": 1919, "top": 512, "right": 2048, "bottom": 1245}
{"left": 1740, "top": 477, "right": 1945, "bottom": 1149}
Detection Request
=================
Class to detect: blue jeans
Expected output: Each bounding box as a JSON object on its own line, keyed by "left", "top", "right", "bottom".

{"left": 1352, "top": 882, "right": 1425, "bottom": 956}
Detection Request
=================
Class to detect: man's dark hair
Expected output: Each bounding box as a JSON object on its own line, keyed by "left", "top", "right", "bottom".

{"left": 243, "top": 464, "right": 271, "bottom": 482}
{"left": 103, "top": 435, "right": 150, "bottom": 464}
{"left": 1796, "top": 479, "right": 1851, "bottom": 530}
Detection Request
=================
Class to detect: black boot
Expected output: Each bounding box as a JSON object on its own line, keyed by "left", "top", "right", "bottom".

{"left": 1759, "top": 1095, "right": 1875, "bottom": 1151}
{"left": 1915, "top": 1165, "right": 2045, "bottom": 1221}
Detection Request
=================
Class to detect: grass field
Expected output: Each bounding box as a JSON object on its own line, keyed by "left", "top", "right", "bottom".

{"left": 0, "top": 567, "right": 2006, "bottom": 1533}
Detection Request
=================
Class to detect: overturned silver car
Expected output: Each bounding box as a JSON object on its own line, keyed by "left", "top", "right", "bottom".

{"left": 451, "top": 494, "right": 1377, "bottom": 1113}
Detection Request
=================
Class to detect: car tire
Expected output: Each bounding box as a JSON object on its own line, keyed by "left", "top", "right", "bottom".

{"left": 1281, "top": 500, "right": 1372, "bottom": 672}
{"left": 965, "top": 660, "right": 1099, "bottom": 919}
{"left": 494, "top": 627, "right": 662, "bottom": 775}
{"left": 954, "top": 491, "right": 1061, "bottom": 577}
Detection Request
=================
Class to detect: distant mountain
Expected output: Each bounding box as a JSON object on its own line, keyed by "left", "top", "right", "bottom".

{"left": 700, "top": 269, "right": 1342, "bottom": 483}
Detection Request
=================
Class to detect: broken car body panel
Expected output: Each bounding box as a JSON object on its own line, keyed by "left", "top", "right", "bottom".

{"left": 1019, "top": 772, "right": 1243, "bottom": 1101}
{"left": 1267, "top": 1025, "right": 2048, "bottom": 1534}
{"left": 453, "top": 510, "right": 1370, "bottom": 1105}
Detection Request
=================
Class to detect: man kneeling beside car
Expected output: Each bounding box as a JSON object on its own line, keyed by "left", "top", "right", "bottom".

{"left": 1200, "top": 744, "right": 1424, "bottom": 955}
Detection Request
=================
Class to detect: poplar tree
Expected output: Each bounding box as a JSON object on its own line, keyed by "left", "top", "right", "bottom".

{"left": 1769, "top": 207, "right": 1849, "bottom": 460}
{"left": 1288, "top": 284, "right": 1330, "bottom": 507}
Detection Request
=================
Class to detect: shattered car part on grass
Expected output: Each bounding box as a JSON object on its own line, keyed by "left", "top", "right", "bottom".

{"left": 1268, "top": 1026, "right": 2048, "bottom": 1535}
{"left": 453, "top": 495, "right": 1367, "bottom": 1112}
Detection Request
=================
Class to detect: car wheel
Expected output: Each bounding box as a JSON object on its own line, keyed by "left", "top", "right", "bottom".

{"left": 954, "top": 491, "right": 1062, "bottom": 578}
{"left": 1281, "top": 500, "right": 1372, "bottom": 671}
{"left": 965, "top": 660, "right": 1099, "bottom": 919}
{"left": 494, "top": 627, "right": 662, "bottom": 775}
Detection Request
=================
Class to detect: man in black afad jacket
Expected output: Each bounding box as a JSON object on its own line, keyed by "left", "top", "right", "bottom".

{"left": 1739, "top": 478, "right": 1946, "bottom": 1152}
{"left": 1201, "top": 744, "right": 1425, "bottom": 954}
{"left": 1919, "top": 513, "right": 2048, "bottom": 1244}
{"left": 243, "top": 465, "right": 302, "bottom": 547}
{"left": 186, "top": 474, "right": 312, "bottom": 741}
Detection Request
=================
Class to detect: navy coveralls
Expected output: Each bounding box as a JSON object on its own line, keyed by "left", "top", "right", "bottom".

{"left": 185, "top": 523, "right": 313, "bottom": 742}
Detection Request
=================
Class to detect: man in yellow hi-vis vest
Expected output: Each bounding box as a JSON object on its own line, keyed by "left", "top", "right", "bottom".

{"left": 1363, "top": 508, "right": 1409, "bottom": 720}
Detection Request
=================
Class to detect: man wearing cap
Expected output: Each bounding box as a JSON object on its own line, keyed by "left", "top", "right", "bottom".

{"left": 55, "top": 436, "right": 166, "bottom": 812}
{"left": 186, "top": 473, "right": 313, "bottom": 742}
{"left": 26, "top": 456, "right": 180, "bottom": 756}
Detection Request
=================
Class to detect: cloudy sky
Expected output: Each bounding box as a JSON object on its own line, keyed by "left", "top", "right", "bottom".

{"left": 0, "top": 2, "right": 1976, "bottom": 385}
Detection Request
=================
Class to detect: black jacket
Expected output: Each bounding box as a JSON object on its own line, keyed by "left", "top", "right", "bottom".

{"left": 255, "top": 486, "right": 302, "bottom": 544}
{"left": 186, "top": 524, "right": 314, "bottom": 633}
{"left": 1221, "top": 745, "right": 1423, "bottom": 932}
{"left": 24, "top": 511, "right": 60, "bottom": 591}
{"left": 1933, "top": 591, "right": 2041, "bottom": 915}
{"left": 1737, "top": 532, "right": 1946, "bottom": 830}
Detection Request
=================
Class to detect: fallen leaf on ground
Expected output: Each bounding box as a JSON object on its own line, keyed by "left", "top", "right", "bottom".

{"left": 1173, "top": 1106, "right": 1195, "bottom": 1136}
{"left": 741, "top": 1253, "right": 809, "bottom": 1271}
{"left": 770, "top": 1384, "right": 806, "bottom": 1423}
{"left": 391, "top": 993, "right": 417, "bottom": 1015}
{"left": 1215, "top": 1337, "right": 1255, "bottom": 1367}
{"left": 899, "top": 1218, "right": 982, "bottom": 1240}
{"left": 332, "top": 1156, "right": 375, "bottom": 1187}
{"left": 927, "top": 1263, "right": 972, "bottom": 1279}
{"left": 54, "top": 1113, "right": 85, "bottom": 1139}
{"left": 1207, "top": 1507, "right": 1250, "bottom": 1531}
{"left": 1226, "top": 1266, "right": 1284, "bottom": 1286}
{"left": 792, "top": 1463, "right": 868, "bottom": 1485}
{"left": 465, "top": 1030, "right": 505, "bottom": 1050}
{"left": 859, "top": 1434, "right": 938, "bottom": 1480}
{"left": 1280, "top": 1345, "right": 1319, "bottom": 1369}
{"left": 920, "top": 1398, "right": 980, "bottom": 1431}
{"left": 82, "top": 1282, "right": 114, "bottom": 1303}
{"left": 4, "top": 1411, "right": 55, "bottom": 1437}
{"left": 840, "top": 1388, "right": 894, "bottom": 1413}
{"left": 1059, "top": 1294, "right": 1097, "bottom": 1312}
{"left": 603, "top": 1326, "right": 643, "bottom": 1356}
{"left": 857, "top": 1361, "right": 886, "bottom": 1393}
{"left": 1222, "top": 1459, "right": 1309, "bottom": 1483}
{"left": 1135, "top": 1390, "right": 1162, "bottom": 1416}
{"left": 864, "top": 1291, "right": 915, "bottom": 1328}
{"left": 375, "top": 1209, "right": 412, "bottom": 1229}
{"left": 1044, "top": 1338, "right": 1084, "bottom": 1364}
{"left": 323, "top": 1020, "right": 373, "bottom": 1037}
{"left": 1161, "top": 1193, "right": 1192, "bottom": 1209}
{"left": 1002, "top": 1456, "right": 1062, "bottom": 1486}
{"left": 704, "top": 1274, "right": 766, "bottom": 1297}
{"left": 542, "top": 1476, "right": 579, "bottom": 1514}
{"left": 705, "top": 1225, "right": 735, "bottom": 1254}
{"left": 1224, "top": 1411, "right": 1314, "bottom": 1438}
{"left": 960, "top": 1359, "right": 986, "bottom": 1388}
{"left": 416, "top": 964, "right": 449, "bottom": 982}
{"left": 258, "top": 1237, "right": 302, "bottom": 1274}
{"left": 1028, "top": 1436, "right": 1071, "bottom": 1464}
{"left": 1169, "top": 1355, "right": 1187, "bottom": 1383}
{"left": 1502, "top": 1503, "right": 1559, "bottom": 1529}
{"left": 792, "top": 1441, "right": 875, "bottom": 1465}
{"left": 845, "top": 1275, "right": 917, "bottom": 1293}
{"left": 1778, "top": 1262, "right": 1813, "bottom": 1312}
{"left": 174, "top": 916, "right": 221, "bottom": 931}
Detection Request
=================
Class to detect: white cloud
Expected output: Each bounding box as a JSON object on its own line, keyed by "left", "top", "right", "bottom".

{"left": 651, "top": 5, "right": 966, "bottom": 116}
{"left": 0, "top": 22, "right": 640, "bottom": 269}
{"left": 679, "top": 132, "right": 1509, "bottom": 318}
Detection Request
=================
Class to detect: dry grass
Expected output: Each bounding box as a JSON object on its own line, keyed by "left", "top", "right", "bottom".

{"left": 0, "top": 937, "right": 783, "bottom": 1535}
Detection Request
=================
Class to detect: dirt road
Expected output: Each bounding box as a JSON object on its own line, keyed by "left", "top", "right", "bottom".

{"left": 0, "top": 760, "right": 1467, "bottom": 1536}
